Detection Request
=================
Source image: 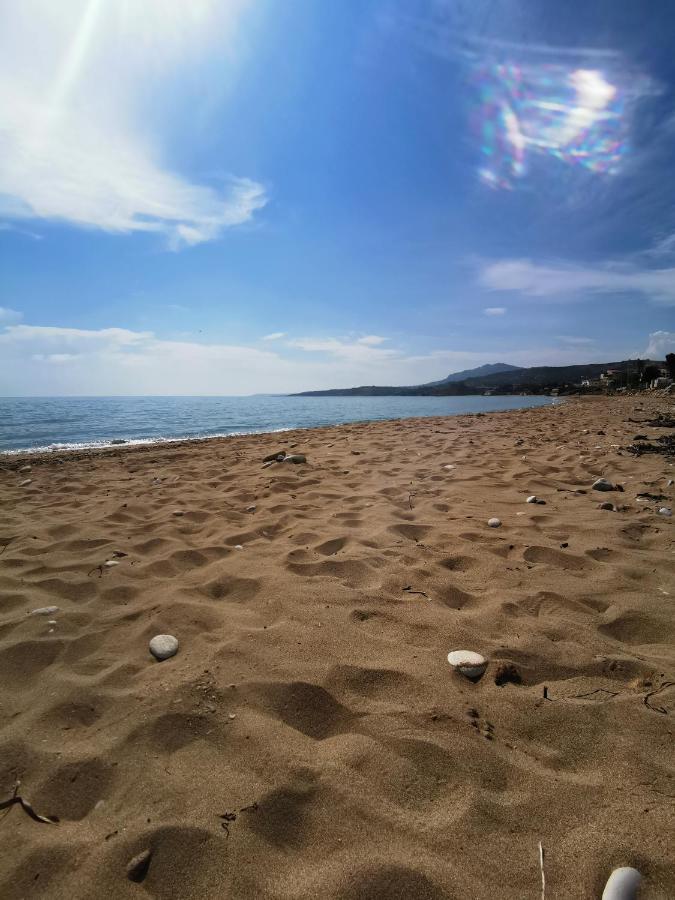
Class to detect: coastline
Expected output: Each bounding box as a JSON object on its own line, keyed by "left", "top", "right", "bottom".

{"left": 1, "top": 395, "right": 673, "bottom": 898}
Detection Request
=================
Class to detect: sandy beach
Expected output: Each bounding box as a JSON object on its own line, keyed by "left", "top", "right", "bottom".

{"left": 0, "top": 395, "right": 673, "bottom": 899}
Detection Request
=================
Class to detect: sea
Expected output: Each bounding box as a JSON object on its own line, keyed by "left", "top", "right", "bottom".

{"left": 0, "top": 395, "right": 559, "bottom": 454}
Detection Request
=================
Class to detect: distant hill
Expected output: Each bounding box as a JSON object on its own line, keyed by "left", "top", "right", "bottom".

{"left": 292, "top": 359, "right": 659, "bottom": 396}
{"left": 423, "top": 362, "right": 522, "bottom": 387}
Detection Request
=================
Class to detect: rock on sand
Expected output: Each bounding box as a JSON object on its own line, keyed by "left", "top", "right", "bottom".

{"left": 149, "top": 634, "right": 179, "bottom": 661}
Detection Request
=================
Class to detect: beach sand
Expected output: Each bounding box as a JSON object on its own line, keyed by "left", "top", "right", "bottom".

{"left": 0, "top": 396, "right": 673, "bottom": 899}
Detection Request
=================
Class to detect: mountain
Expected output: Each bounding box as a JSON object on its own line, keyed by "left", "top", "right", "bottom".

{"left": 423, "top": 362, "right": 522, "bottom": 387}
{"left": 292, "top": 360, "right": 658, "bottom": 396}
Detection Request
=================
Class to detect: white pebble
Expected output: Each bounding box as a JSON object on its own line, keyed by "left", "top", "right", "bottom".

{"left": 447, "top": 650, "right": 487, "bottom": 680}
{"left": 48, "top": 620, "right": 57, "bottom": 625}
{"left": 443, "top": 464, "right": 456, "bottom": 471}
{"left": 488, "top": 517, "right": 501, "bottom": 528}
{"left": 602, "top": 867, "right": 641, "bottom": 900}
{"left": 29, "top": 606, "right": 60, "bottom": 616}
{"left": 149, "top": 634, "right": 179, "bottom": 661}
{"left": 104, "top": 559, "right": 119, "bottom": 567}
{"left": 19, "top": 465, "right": 31, "bottom": 473}
{"left": 234, "top": 544, "right": 243, "bottom": 550}
{"left": 658, "top": 507, "right": 672, "bottom": 517}
{"left": 20, "top": 479, "right": 32, "bottom": 487}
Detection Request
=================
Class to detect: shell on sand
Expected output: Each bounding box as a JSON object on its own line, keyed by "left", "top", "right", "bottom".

{"left": 447, "top": 650, "right": 487, "bottom": 679}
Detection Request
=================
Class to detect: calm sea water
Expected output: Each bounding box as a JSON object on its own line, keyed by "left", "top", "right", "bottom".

{"left": 0, "top": 395, "right": 558, "bottom": 454}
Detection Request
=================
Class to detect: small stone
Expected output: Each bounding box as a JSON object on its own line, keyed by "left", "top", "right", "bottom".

{"left": 19, "top": 479, "right": 32, "bottom": 487}
{"left": 126, "top": 849, "right": 153, "bottom": 883}
{"left": 246, "top": 505, "right": 257, "bottom": 513}
{"left": 104, "top": 560, "right": 119, "bottom": 567}
{"left": 487, "top": 517, "right": 501, "bottom": 528}
{"left": 111, "top": 439, "right": 127, "bottom": 445}
{"left": 443, "top": 464, "right": 456, "bottom": 471}
{"left": 447, "top": 650, "right": 487, "bottom": 680}
{"left": 667, "top": 479, "right": 674, "bottom": 487}
{"left": 19, "top": 465, "right": 31, "bottom": 473}
{"left": 263, "top": 451, "right": 286, "bottom": 463}
{"left": 48, "top": 620, "right": 57, "bottom": 625}
{"left": 234, "top": 544, "right": 243, "bottom": 550}
{"left": 228, "top": 713, "right": 236, "bottom": 720}
{"left": 172, "top": 510, "right": 185, "bottom": 516}
{"left": 658, "top": 507, "right": 672, "bottom": 517}
{"left": 29, "top": 606, "right": 60, "bottom": 616}
{"left": 599, "top": 501, "right": 614, "bottom": 511}
{"left": 601, "top": 867, "right": 641, "bottom": 900}
{"left": 149, "top": 634, "right": 179, "bottom": 661}
{"left": 283, "top": 454, "right": 306, "bottom": 464}
{"left": 592, "top": 478, "right": 616, "bottom": 492}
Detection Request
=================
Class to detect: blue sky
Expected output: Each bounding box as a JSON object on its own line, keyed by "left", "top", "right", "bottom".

{"left": 1, "top": 0, "right": 674, "bottom": 395}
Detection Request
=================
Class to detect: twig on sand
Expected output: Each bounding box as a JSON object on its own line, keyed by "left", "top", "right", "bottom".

{"left": 0, "top": 782, "right": 59, "bottom": 825}
{"left": 538, "top": 841, "right": 546, "bottom": 900}
{"left": 644, "top": 682, "right": 674, "bottom": 715}
{"left": 403, "top": 585, "right": 429, "bottom": 598}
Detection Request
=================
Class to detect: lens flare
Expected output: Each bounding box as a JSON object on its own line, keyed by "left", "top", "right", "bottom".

{"left": 469, "top": 58, "right": 642, "bottom": 188}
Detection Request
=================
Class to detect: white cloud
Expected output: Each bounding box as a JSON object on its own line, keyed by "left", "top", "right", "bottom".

{"left": 262, "top": 332, "right": 286, "bottom": 341}
{"left": 0, "top": 321, "right": 650, "bottom": 395}
{"left": 644, "top": 331, "right": 675, "bottom": 358}
{"left": 480, "top": 258, "right": 675, "bottom": 305}
{"left": 357, "top": 335, "right": 388, "bottom": 345}
{"left": 483, "top": 307, "right": 506, "bottom": 316}
{"left": 0, "top": 307, "right": 23, "bottom": 323}
{"left": 557, "top": 335, "right": 595, "bottom": 346}
{"left": 0, "top": 1, "right": 266, "bottom": 248}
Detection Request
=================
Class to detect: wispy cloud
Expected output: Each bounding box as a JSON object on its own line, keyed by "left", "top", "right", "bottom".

{"left": 0, "top": 307, "right": 23, "bottom": 324}
{"left": 0, "top": 1, "right": 266, "bottom": 248}
{"left": 357, "top": 335, "right": 388, "bottom": 345}
{"left": 557, "top": 335, "right": 595, "bottom": 346}
{"left": 644, "top": 331, "right": 675, "bottom": 358}
{"left": 483, "top": 307, "right": 506, "bottom": 316}
{"left": 262, "top": 332, "right": 286, "bottom": 341}
{"left": 480, "top": 258, "right": 675, "bottom": 305}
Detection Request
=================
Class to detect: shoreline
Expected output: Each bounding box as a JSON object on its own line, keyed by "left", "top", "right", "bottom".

{"left": 1, "top": 394, "right": 673, "bottom": 898}
{"left": 0, "top": 394, "right": 559, "bottom": 458}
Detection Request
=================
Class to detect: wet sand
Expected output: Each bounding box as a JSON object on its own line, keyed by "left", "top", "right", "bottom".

{"left": 0, "top": 396, "right": 673, "bottom": 898}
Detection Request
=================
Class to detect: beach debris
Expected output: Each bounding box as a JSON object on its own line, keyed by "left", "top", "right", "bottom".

{"left": 526, "top": 495, "right": 546, "bottom": 505}
{"left": 19, "top": 479, "right": 32, "bottom": 487}
{"left": 443, "top": 464, "right": 456, "bottom": 470}
{"left": 494, "top": 663, "right": 522, "bottom": 686}
{"left": 126, "top": 849, "right": 152, "bottom": 883}
{"left": 283, "top": 454, "right": 306, "bottom": 464}
{"left": 0, "top": 782, "right": 59, "bottom": 825}
{"left": 538, "top": 842, "right": 545, "bottom": 900}
{"left": 403, "top": 585, "right": 429, "bottom": 598}
{"left": 263, "top": 450, "right": 287, "bottom": 463}
{"left": 643, "top": 680, "right": 674, "bottom": 715}
{"left": 487, "top": 517, "right": 502, "bottom": 528}
{"left": 601, "top": 867, "right": 641, "bottom": 900}
{"left": 658, "top": 507, "right": 672, "bottom": 517}
{"left": 592, "top": 478, "right": 621, "bottom": 492}
{"left": 29, "top": 606, "right": 59, "bottom": 616}
{"left": 149, "top": 634, "right": 179, "bottom": 661}
{"left": 447, "top": 650, "right": 487, "bottom": 680}
{"left": 599, "top": 502, "right": 615, "bottom": 511}
{"left": 19, "top": 465, "right": 31, "bottom": 473}
{"left": 626, "top": 433, "right": 675, "bottom": 458}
